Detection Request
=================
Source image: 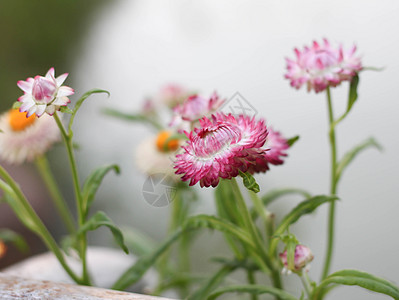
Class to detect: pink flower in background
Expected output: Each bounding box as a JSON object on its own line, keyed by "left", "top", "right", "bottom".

{"left": 279, "top": 244, "right": 314, "bottom": 273}
{"left": 17, "top": 68, "right": 74, "bottom": 117}
{"left": 158, "top": 84, "right": 192, "bottom": 108}
{"left": 285, "top": 39, "right": 362, "bottom": 93}
{"left": 174, "top": 113, "right": 268, "bottom": 187}
{"left": 170, "top": 92, "right": 225, "bottom": 127}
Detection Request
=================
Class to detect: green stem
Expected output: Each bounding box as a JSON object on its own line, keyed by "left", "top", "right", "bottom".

{"left": 247, "top": 269, "right": 258, "bottom": 300}
{"left": 300, "top": 272, "right": 312, "bottom": 299}
{"left": 230, "top": 178, "right": 282, "bottom": 290}
{"left": 248, "top": 191, "right": 274, "bottom": 242}
{"left": 34, "top": 155, "right": 76, "bottom": 234}
{"left": 0, "top": 166, "right": 81, "bottom": 284}
{"left": 54, "top": 112, "right": 91, "bottom": 285}
{"left": 321, "top": 87, "right": 338, "bottom": 280}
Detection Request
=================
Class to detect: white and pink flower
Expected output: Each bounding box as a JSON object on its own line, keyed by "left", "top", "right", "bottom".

{"left": 158, "top": 84, "right": 192, "bottom": 108}
{"left": 17, "top": 67, "right": 74, "bottom": 117}
{"left": 279, "top": 244, "right": 314, "bottom": 273}
{"left": 285, "top": 39, "right": 362, "bottom": 93}
{"left": 169, "top": 92, "right": 225, "bottom": 127}
{"left": 174, "top": 113, "right": 277, "bottom": 188}
{"left": 0, "top": 109, "right": 60, "bottom": 164}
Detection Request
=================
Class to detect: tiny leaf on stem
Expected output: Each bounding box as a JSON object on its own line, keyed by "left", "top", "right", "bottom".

{"left": 286, "top": 135, "right": 300, "bottom": 147}
{"left": 238, "top": 171, "right": 260, "bottom": 193}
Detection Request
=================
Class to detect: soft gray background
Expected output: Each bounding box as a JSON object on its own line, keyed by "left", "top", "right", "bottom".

{"left": 69, "top": 1, "right": 399, "bottom": 299}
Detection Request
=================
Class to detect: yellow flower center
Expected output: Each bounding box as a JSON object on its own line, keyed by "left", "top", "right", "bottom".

{"left": 8, "top": 109, "right": 36, "bottom": 131}
{"left": 0, "top": 240, "right": 6, "bottom": 259}
{"left": 156, "top": 131, "right": 179, "bottom": 152}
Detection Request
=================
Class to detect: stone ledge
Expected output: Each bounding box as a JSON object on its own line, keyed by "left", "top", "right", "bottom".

{"left": 0, "top": 273, "right": 174, "bottom": 300}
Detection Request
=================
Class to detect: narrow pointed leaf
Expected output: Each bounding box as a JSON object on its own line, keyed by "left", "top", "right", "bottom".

{"left": 261, "top": 188, "right": 311, "bottom": 207}
{"left": 270, "top": 195, "right": 338, "bottom": 254}
{"left": 82, "top": 164, "right": 120, "bottom": 216}
{"left": 347, "top": 74, "right": 360, "bottom": 113}
{"left": 239, "top": 171, "right": 260, "bottom": 193}
{"left": 207, "top": 284, "right": 298, "bottom": 300}
{"left": 78, "top": 211, "right": 128, "bottom": 254}
{"left": 287, "top": 135, "right": 300, "bottom": 147}
{"left": 102, "top": 108, "right": 163, "bottom": 130}
{"left": 314, "top": 269, "right": 399, "bottom": 300}
{"left": 335, "top": 137, "right": 382, "bottom": 184}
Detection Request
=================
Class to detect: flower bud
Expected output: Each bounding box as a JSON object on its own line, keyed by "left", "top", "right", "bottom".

{"left": 32, "top": 76, "right": 57, "bottom": 103}
{"left": 279, "top": 244, "right": 314, "bottom": 273}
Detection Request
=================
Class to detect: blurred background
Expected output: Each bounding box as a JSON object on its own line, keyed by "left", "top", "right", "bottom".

{"left": 1, "top": 1, "right": 399, "bottom": 299}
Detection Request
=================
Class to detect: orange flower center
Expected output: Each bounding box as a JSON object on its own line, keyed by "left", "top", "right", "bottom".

{"left": 156, "top": 131, "right": 179, "bottom": 152}
{"left": 0, "top": 240, "right": 6, "bottom": 259}
{"left": 8, "top": 109, "right": 36, "bottom": 131}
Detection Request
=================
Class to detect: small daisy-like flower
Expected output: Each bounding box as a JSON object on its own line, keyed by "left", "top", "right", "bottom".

{"left": 170, "top": 92, "right": 225, "bottom": 127}
{"left": 0, "top": 109, "right": 60, "bottom": 164}
{"left": 174, "top": 113, "right": 269, "bottom": 188}
{"left": 17, "top": 67, "right": 74, "bottom": 117}
{"left": 135, "top": 131, "right": 180, "bottom": 179}
{"left": 0, "top": 240, "right": 6, "bottom": 259}
{"left": 279, "top": 244, "right": 314, "bottom": 274}
{"left": 285, "top": 39, "right": 362, "bottom": 93}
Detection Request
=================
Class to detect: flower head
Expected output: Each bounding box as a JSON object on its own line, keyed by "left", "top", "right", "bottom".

{"left": 264, "top": 128, "right": 289, "bottom": 165}
{"left": 169, "top": 92, "right": 225, "bottom": 127}
{"left": 174, "top": 113, "right": 269, "bottom": 187}
{"left": 0, "top": 109, "right": 60, "bottom": 164}
{"left": 135, "top": 131, "right": 181, "bottom": 179}
{"left": 285, "top": 39, "right": 362, "bottom": 93}
{"left": 17, "top": 67, "right": 74, "bottom": 117}
{"left": 279, "top": 244, "right": 314, "bottom": 274}
{"left": 158, "top": 84, "right": 192, "bottom": 108}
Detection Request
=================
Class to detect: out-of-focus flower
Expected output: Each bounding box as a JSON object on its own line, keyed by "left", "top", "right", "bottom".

{"left": 285, "top": 39, "right": 362, "bottom": 93}
{"left": 158, "top": 84, "right": 191, "bottom": 108}
{"left": 135, "top": 131, "right": 180, "bottom": 179}
{"left": 264, "top": 128, "right": 289, "bottom": 165}
{"left": 279, "top": 244, "right": 314, "bottom": 274}
{"left": 141, "top": 98, "right": 156, "bottom": 116}
{"left": 169, "top": 92, "right": 225, "bottom": 127}
{"left": 174, "top": 113, "right": 269, "bottom": 188}
{"left": 0, "top": 109, "right": 60, "bottom": 164}
{"left": 17, "top": 67, "right": 74, "bottom": 117}
{"left": 0, "top": 240, "right": 6, "bottom": 259}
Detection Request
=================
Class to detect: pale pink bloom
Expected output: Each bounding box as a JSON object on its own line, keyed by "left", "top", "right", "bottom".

{"left": 0, "top": 109, "right": 60, "bottom": 164}
{"left": 264, "top": 128, "right": 289, "bottom": 165}
{"left": 279, "top": 245, "right": 314, "bottom": 274}
{"left": 158, "top": 84, "right": 191, "bottom": 108}
{"left": 174, "top": 113, "right": 268, "bottom": 188}
{"left": 285, "top": 39, "right": 362, "bottom": 93}
{"left": 17, "top": 67, "right": 74, "bottom": 117}
{"left": 169, "top": 92, "right": 225, "bottom": 127}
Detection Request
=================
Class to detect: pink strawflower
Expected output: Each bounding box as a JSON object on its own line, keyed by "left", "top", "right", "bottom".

{"left": 285, "top": 39, "right": 362, "bottom": 93}
{"left": 279, "top": 244, "right": 314, "bottom": 274}
{"left": 17, "top": 68, "right": 74, "bottom": 117}
{"left": 169, "top": 92, "right": 225, "bottom": 127}
{"left": 158, "top": 84, "right": 191, "bottom": 108}
{"left": 174, "top": 113, "right": 268, "bottom": 188}
{"left": 264, "top": 128, "right": 289, "bottom": 165}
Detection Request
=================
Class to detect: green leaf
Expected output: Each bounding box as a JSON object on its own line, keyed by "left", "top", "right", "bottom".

{"left": 120, "top": 227, "right": 156, "bottom": 256}
{"left": 112, "top": 215, "right": 254, "bottom": 290}
{"left": 59, "top": 106, "right": 74, "bottom": 114}
{"left": 207, "top": 284, "right": 298, "bottom": 300}
{"left": 102, "top": 108, "right": 163, "bottom": 130}
{"left": 286, "top": 135, "right": 300, "bottom": 147}
{"left": 68, "top": 89, "right": 110, "bottom": 132}
{"left": 81, "top": 164, "right": 120, "bottom": 216}
{"left": 188, "top": 265, "right": 236, "bottom": 300}
{"left": 362, "top": 66, "right": 385, "bottom": 72}
{"left": 270, "top": 195, "right": 338, "bottom": 254}
{"left": 12, "top": 101, "right": 21, "bottom": 109}
{"left": 0, "top": 229, "right": 29, "bottom": 253}
{"left": 261, "top": 188, "right": 312, "bottom": 207}
{"left": 347, "top": 74, "right": 360, "bottom": 113}
{"left": 335, "top": 137, "right": 382, "bottom": 184}
{"left": 238, "top": 171, "right": 260, "bottom": 193}
{"left": 78, "top": 211, "right": 128, "bottom": 254}
{"left": 314, "top": 269, "right": 399, "bottom": 300}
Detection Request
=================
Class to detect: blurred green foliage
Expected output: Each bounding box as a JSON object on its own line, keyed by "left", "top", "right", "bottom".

{"left": 0, "top": 0, "right": 111, "bottom": 110}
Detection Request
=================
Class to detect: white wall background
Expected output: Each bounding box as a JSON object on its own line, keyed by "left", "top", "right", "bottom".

{"left": 71, "top": 1, "right": 399, "bottom": 299}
